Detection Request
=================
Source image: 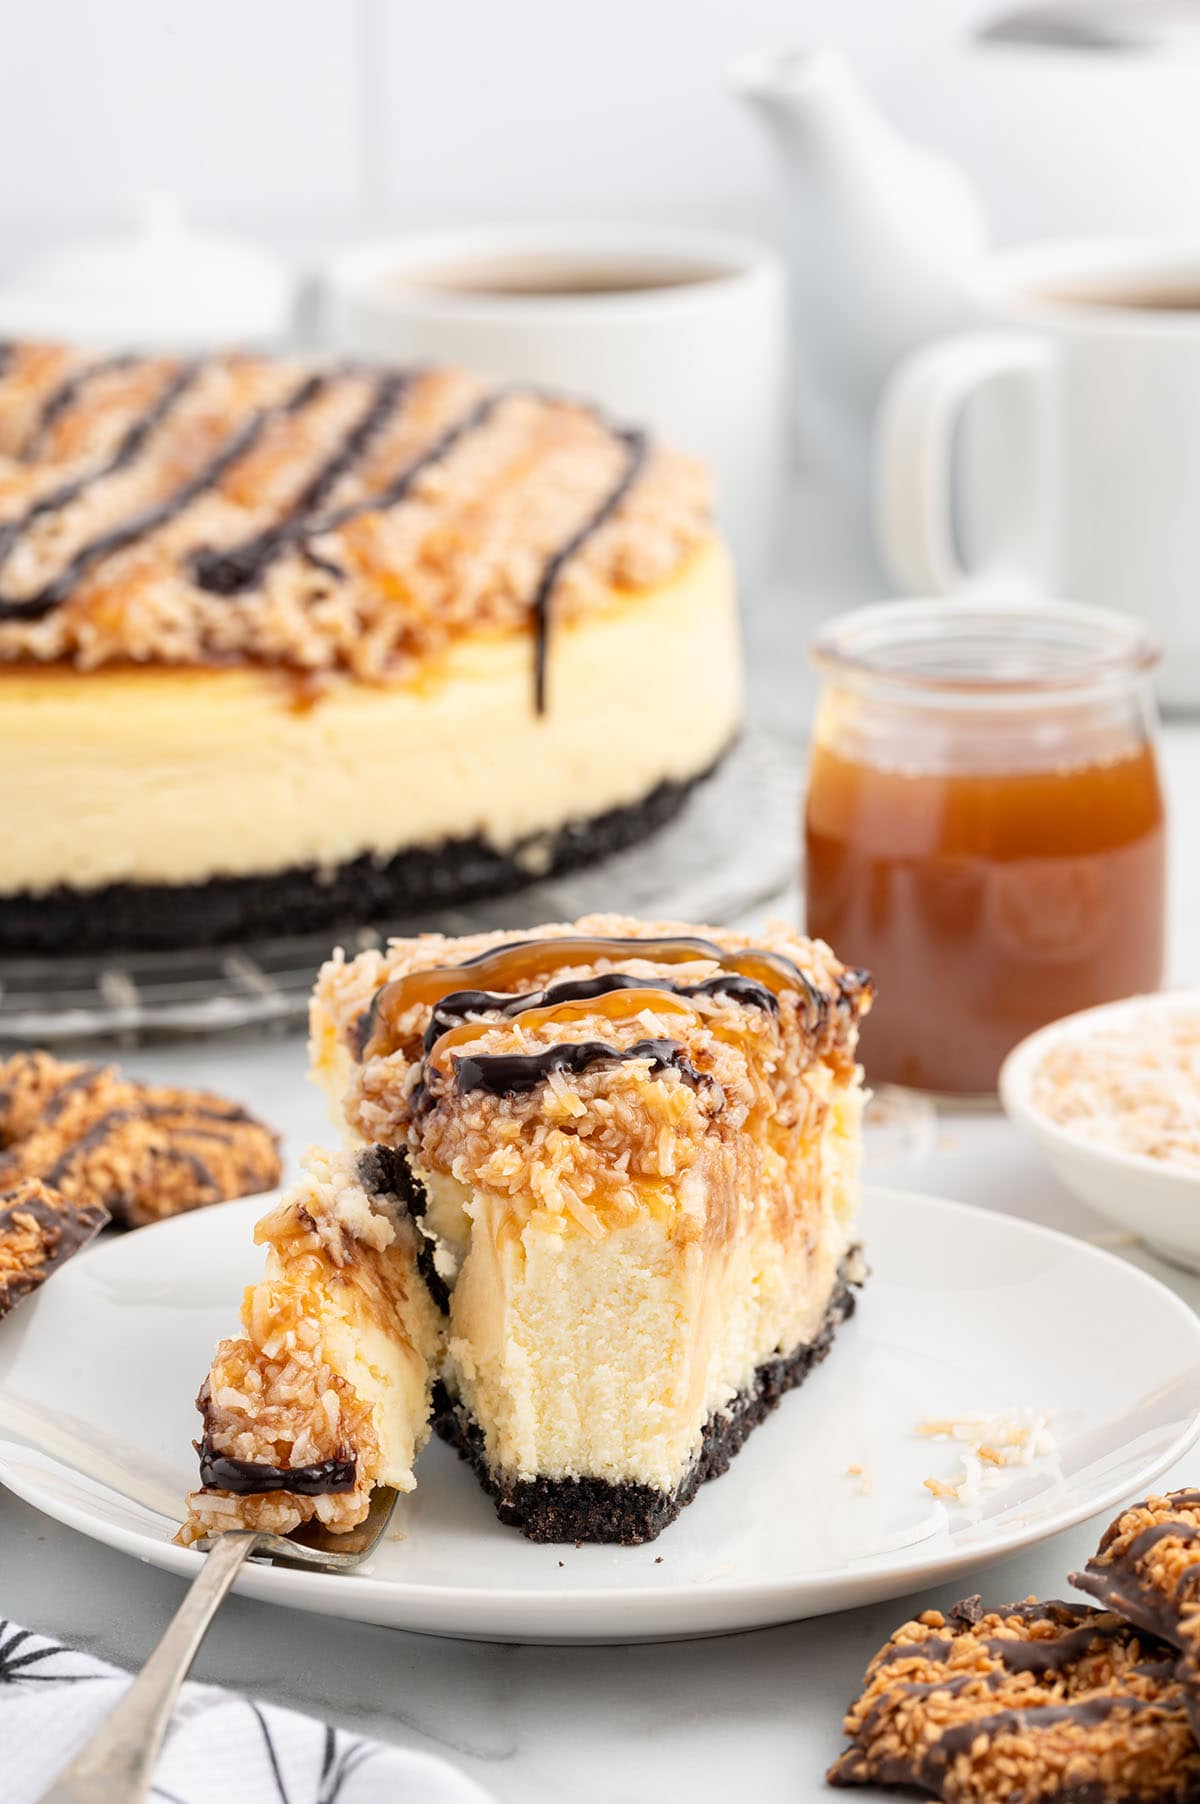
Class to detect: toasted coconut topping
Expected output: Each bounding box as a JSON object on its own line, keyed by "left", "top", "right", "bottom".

{"left": 0, "top": 344, "right": 711, "bottom": 683}
{"left": 312, "top": 913, "right": 871, "bottom": 1239}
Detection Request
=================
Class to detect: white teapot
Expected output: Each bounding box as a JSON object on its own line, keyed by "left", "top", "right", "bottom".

{"left": 732, "top": 49, "right": 988, "bottom": 426}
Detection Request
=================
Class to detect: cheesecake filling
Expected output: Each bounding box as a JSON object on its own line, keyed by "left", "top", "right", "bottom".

{"left": 179, "top": 1146, "right": 443, "bottom": 1545}
{"left": 438, "top": 1081, "right": 862, "bottom": 1495}
{"left": 0, "top": 538, "right": 737, "bottom": 895}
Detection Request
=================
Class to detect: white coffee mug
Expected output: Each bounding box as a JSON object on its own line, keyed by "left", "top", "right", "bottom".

{"left": 874, "top": 239, "right": 1200, "bottom": 708}
{"left": 320, "top": 224, "right": 787, "bottom": 598}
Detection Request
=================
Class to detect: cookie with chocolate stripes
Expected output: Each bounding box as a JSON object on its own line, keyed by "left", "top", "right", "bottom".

{"left": 0, "top": 1176, "right": 108, "bottom": 1318}
{"left": 1073, "top": 1490, "right": 1200, "bottom": 1736}
{"left": 829, "top": 1594, "right": 1199, "bottom": 1801}
{"left": 0, "top": 1051, "right": 280, "bottom": 1228}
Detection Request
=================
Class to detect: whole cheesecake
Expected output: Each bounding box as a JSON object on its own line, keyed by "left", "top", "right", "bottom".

{"left": 0, "top": 343, "right": 739, "bottom": 951}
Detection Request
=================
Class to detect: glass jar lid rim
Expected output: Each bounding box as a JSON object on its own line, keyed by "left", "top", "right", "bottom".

{"left": 810, "top": 596, "right": 1159, "bottom": 697}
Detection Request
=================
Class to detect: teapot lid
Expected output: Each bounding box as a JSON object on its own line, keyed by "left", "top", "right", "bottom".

{"left": 978, "top": 0, "right": 1200, "bottom": 51}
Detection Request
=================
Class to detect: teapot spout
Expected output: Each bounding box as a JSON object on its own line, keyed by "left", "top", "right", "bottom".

{"left": 730, "top": 47, "right": 894, "bottom": 159}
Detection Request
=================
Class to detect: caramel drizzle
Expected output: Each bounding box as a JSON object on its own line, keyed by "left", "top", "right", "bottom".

{"left": 421, "top": 968, "right": 778, "bottom": 1053}
{"left": 0, "top": 359, "right": 204, "bottom": 579}
{"left": 422, "top": 988, "right": 712, "bottom": 1094}
{"left": 189, "top": 368, "right": 415, "bottom": 593}
{"left": 0, "top": 369, "right": 326, "bottom": 625}
{"left": 366, "top": 934, "right": 819, "bottom": 1063}
{"left": 368, "top": 935, "right": 823, "bottom": 1107}
{"left": 19, "top": 352, "right": 139, "bottom": 461}
{"left": 418, "top": 987, "right": 722, "bottom": 1105}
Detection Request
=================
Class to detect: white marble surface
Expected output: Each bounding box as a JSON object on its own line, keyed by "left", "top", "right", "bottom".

{"left": 6, "top": 493, "right": 1200, "bottom": 1800}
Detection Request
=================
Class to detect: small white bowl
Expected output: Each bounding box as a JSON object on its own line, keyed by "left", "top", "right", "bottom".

{"left": 1000, "top": 990, "right": 1200, "bottom": 1272}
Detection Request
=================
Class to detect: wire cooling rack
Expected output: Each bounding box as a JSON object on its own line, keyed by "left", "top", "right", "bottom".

{"left": 0, "top": 727, "right": 802, "bottom": 1047}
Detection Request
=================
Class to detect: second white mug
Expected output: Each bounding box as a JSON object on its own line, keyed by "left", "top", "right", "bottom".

{"left": 321, "top": 224, "right": 787, "bottom": 600}
{"left": 874, "top": 238, "right": 1200, "bottom": 708}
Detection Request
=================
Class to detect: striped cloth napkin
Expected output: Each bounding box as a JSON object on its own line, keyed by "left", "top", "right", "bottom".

{"left": 2, "top": 1617, "right": 493, "bottom": 1804}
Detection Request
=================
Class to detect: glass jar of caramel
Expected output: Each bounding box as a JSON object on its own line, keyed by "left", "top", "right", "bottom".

{"left": 804, "top": 598, "right": 1165, "bottom": 1096}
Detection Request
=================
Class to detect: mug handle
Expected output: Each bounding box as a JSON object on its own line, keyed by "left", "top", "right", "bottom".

{"left": 873, "top": 332, "right": 1053, "bottom": 594}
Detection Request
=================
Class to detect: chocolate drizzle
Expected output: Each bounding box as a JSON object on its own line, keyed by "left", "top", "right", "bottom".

{"left": 42, "top": 1108, "right": 138, "bottom": 1186}
{"left": 1126, "top": 1519, "right": 1200, "bottom": 1565}
{"left": 30, "top": 1061, "right": 108, "bottom": 1129}
{"left": 0, "top": 1180, "right": 109, "bottom": 1314}
{"left": 20, "top": 354, "right": 138, "bottom": 461}
{"left": 927, "top": 1695, "right": 1167, "bottom": 1771}
{"left": 421, "top": 968, "right": 779, "bottom": 1054}
{"left": 190, "top": 379, "right": 648, "bottom": 714}
{"left": 448, "top": 1034, "right": 714, "bottom": 1101}
{"left": 532, "top": 425, "right": 646, "bottom": 713}
{"left": 873, "top": 1634, "right": 954, "bottom": 1670}
{"left": 196, "top": 1435, "right": 356, "bottom": 1497}
{"left": 0, "top": 360, "right": 204, "bottom": 577}
{"left": 302, "top": 386, "right": 507, "bottom": 538}
{"left": 368, "top": 932, "right": 821, "bottom": 1057}
{"left": 874, "top": 1602, "right": 1175, "bottom": 1683}
{"left": 0, "top": 353, "right": 657, "bottom": 715}
{"left": 36, "top": 1101, "right": 232, "bottom": 1202}
{"left": 0, "top": 370, "right": 325, "bottom": 624}
{"left": 190, "top": 369, "right": 414, "bottom": 593}
{"left": 981, "top": 1619, "right": 1136, "bottom": 1675}
{"left": 363, "top": 928, "right": 830, "bottom": 1113}
{"left": 1074, "top": 1507, "right": 1200, "bottom": 1643}
{"left": 0, "top": 1189, "right": 77, "bottom": 1239}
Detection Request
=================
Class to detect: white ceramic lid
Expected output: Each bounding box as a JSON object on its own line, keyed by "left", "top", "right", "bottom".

{"left": 0, "top": 191, "right": 296, "bottom": 348}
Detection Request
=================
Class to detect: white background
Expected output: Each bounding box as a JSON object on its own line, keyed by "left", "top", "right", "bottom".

{"left": 3, "top": 0, "right": 1200, "bottom": 268}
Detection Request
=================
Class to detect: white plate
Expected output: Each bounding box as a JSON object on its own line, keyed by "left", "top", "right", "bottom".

{"left": 2, "top": 1186, "right": 1199, "bottom": 1644}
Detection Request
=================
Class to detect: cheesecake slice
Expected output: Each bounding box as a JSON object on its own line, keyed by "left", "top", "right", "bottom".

{"left": 310, "top": 914, "right": 872, "bottom": 1543}
{"left": 180, "top": 1146, "right": 444, "bottom": 1545}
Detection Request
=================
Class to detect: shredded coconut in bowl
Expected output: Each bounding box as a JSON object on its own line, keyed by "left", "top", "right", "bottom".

{"left": 1031, "top": 1005, "right": 1200, "bottom": 1169}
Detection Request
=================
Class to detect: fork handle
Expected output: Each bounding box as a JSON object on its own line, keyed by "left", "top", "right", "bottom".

{"left": 38, "top": 1533, "right": 261, "bottom": 1804}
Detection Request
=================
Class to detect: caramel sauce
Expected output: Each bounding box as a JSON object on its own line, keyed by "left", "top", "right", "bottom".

{"left": 424, "top": 987, "right": 706, "bottom": 1074}
{"left": 805, "top": 741, "right": 1165, "bottom": 1094}
{"left": 365, "top": 934, "right": 813, "bottom": 1062}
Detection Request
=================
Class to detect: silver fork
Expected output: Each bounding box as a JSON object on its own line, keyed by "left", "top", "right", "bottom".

{"left": 37, "top": 1486, "right": 398, "bottom": 1804}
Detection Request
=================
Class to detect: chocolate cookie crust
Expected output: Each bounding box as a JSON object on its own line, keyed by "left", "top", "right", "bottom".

{"left": 0, "top": 759, "right": 722, "bottom": 954}
{"left": 433, "top": 1267, "right": 859, "bottom": 1545}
